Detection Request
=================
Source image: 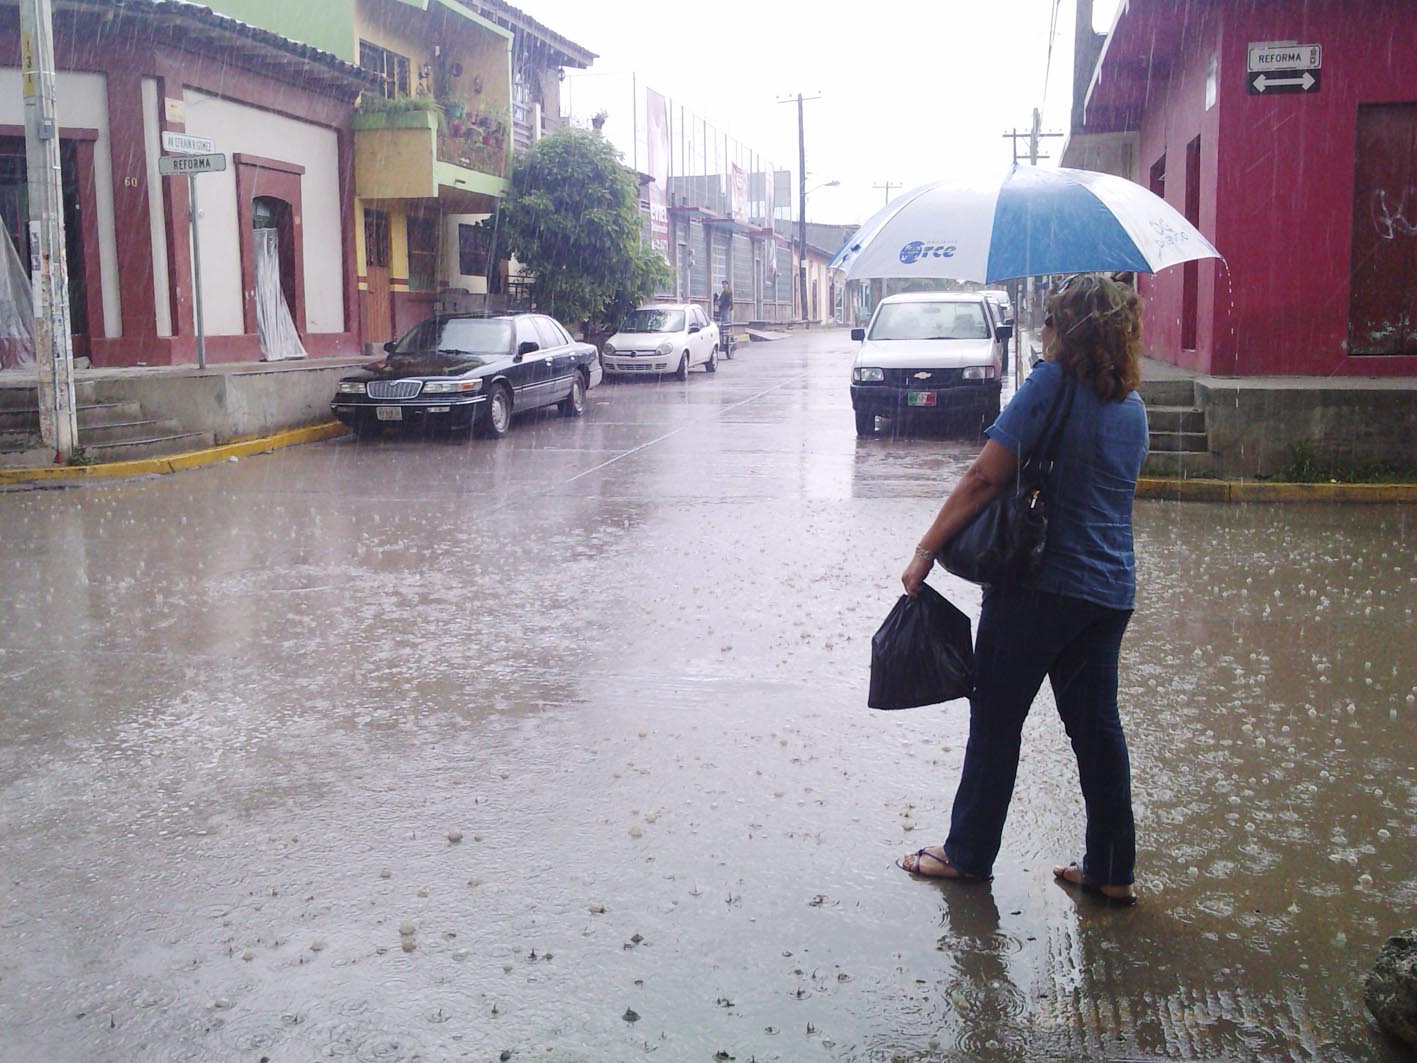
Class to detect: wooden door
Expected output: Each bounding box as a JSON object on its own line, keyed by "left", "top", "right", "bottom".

{"left": 1349, "top": 104, "right": 1417, "bottom": 355}
{"left": 363, "top": 209, "right": 392, "bottom": 344}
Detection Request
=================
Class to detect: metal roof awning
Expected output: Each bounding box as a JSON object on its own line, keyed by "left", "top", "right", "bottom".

{"left": 1080, "top": 0, "right": 1189, "bottom": 135}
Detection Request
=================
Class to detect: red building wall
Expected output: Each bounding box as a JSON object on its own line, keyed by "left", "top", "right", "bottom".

{"left": 1127, "top": 0, "right": 1417, "bottom": 376}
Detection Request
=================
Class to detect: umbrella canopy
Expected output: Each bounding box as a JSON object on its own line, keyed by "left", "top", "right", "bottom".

{"left": 830, "top": 164, "right": 1222, "bottom": 284}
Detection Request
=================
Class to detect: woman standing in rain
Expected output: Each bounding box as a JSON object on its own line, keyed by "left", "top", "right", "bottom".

{"left": 896, "top": 273, "right": 1148, "bottom": 904}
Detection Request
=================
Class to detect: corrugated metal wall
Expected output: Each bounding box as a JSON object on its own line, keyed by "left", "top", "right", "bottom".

{"left": 731, "top": 234, "right": 753, "bottom": 317}
{"left": 689, "top": 220, "right": 709, "bottom": 302}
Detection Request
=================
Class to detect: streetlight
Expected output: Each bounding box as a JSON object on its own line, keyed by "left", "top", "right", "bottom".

{"left": 799, "top": 179, "right": 839, "bottom": 322}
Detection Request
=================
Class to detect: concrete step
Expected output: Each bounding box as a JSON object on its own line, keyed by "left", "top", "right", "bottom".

{"left": 0, "top": 428, "right": 40, "bottom": 451}
{"left": 79, "top": 417, "right": 187, "bottom": 446}
{"left": 0, "top": 379, "right": 97, "bottom": 409}
{"left": 1142, "top": 450, "right": 1217, "bottom": 478}
{"left": 77, "top": 401, "right": 146, "bottom": 429}
{"left": 1149, "top": 430, "right": 1211, "bottom": 454}
{"left": 0, "top": 406, "right": 37, "bottom": 432}
{"left": 79, "top": 431, "right": 215, "bottom": 463}
{"left": 0, "top": 400, "right": 148, "bottom": 436}
{"left": 1138, "top": 379, "right": 1197, "bottom": 406}
{"left": 1146, "top": 406, "right": 1206, "bottom": 434}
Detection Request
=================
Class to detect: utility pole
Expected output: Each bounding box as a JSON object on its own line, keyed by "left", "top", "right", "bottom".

{"left": 1002, "top": 108, "right": 1063, "bottom": 165}
{"left": 20, "top": 0, "right": 77, "bottom": 461}
{"left": 1002, "top": 108, "right": 1065, "bottom": 351}
{"left": 779, "top": 92, "right": 820, "bottom": 323}
{"left": 872, "top": 181, "right": 900, "bottom": 206}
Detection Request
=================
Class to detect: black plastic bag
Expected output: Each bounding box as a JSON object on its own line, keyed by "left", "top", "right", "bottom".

{"left": 868, "top": 583, "right": 974, "bottom": 710}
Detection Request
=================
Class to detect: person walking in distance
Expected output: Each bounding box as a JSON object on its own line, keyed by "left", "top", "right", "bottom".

{"left": 896, "top": 273, "right": 1149, "bottom": 906}
{"left": 715, "top": 280, "right": 733, "bottom": 328}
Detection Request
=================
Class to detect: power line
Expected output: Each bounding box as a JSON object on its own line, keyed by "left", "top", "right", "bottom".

{"left": 1041, "top": 0, "right": 1064, "bottom": 111}
{"left": 872, "top": 181, "right": 901, "bottom": 206}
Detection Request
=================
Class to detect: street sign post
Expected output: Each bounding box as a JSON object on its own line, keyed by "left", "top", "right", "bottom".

{"left": 1246, "top": 41, "right": 1322, "bottom": 95}
{"left": 158, "top": 150, "right": 225, "bottom": 368}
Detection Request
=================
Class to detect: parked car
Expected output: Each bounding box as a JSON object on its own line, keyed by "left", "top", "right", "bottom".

{"left": 331, "top": 313, "right": 600, "bottom": 440}
{"left": 980, "top": 288, "right": 1014, "bottom": 323}
{"left": 601, "top": 303, "right": 720, "bottom": 378}
{"left": 980, "top": 288, "right": 1015, "bottom": 373}
{"left": 849, "top": 292, "right": 1010, "bottom": 437}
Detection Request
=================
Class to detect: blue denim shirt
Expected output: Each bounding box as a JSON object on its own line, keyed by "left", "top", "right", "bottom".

{"left": 985, "top": 360, "right": 1148, "bottom": 610}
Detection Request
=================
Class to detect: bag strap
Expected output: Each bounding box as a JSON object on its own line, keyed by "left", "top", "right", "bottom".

{"left": 1020, "top": 372, "right": 1075, "bottom": 474}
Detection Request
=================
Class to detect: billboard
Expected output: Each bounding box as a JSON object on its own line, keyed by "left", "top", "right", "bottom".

{"left": 730, "top": 164, "right": 748, "bottom": 223}
{"left": 645, "top": 88, "right": 671, "bottom": 260}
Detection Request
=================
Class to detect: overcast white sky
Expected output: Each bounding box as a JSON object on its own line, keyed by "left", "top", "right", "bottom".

{"left": 522, "top": 0, "right": 1123, "bottom": 226}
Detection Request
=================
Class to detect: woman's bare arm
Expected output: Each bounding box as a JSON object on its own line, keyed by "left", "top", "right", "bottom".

{"left": 900, "top": 439, "right": 1019, "bottom": 594}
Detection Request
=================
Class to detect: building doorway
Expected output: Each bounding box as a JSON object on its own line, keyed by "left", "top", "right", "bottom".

{"left": 0, "top": 144, "right": 88, "bottom": 340}
{"left": 363, "top": 208, "right": 392, "bottom": 344}
{"left": 252, "top": 196, "right": 305, "bottom": 360}
{"left": 1349, "top": 103, "right": 1417, "bottom": 355}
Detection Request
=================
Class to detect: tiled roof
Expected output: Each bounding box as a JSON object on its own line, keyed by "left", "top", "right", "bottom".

{"left": 59, "top": 0, "right": 382, "bottom": 95}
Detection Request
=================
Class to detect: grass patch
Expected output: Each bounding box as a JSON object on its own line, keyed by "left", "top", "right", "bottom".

{"left": 1272, "top": 442, "right": 1417, "bottom": 483}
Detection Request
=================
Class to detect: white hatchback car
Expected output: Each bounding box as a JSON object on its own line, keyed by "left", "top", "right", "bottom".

{"left": 602, "top": 304, "right": 721, "bottom": 379}
{"left": 849, "top": 291, "right": 1010, "bottom": 436}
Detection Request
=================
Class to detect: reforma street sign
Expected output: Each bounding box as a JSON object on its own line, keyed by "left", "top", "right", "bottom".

{"left": 157, "top": 152, "right": 227, "bottom": 176}
{"left": 1247, "top": 42, "right": 1321, "bottom": 72}
{"left": 1246, "top": 41, "right": 1321, "bottom": 95}
{"left": 161, "top": 130, "right": 215, "bottom": 155}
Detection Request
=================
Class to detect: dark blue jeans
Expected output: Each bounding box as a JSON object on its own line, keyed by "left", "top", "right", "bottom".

{"left": 943, "top": 584, "right": 1135, "bottom": 885}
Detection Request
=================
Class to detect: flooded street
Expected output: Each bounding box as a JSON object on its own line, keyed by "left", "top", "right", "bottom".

{"left": 2, "top": 329, "right": 1413, "bottom": 1062}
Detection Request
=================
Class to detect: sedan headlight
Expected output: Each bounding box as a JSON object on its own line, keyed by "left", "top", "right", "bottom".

{"left": 602, "top": 342, "right": 616, "bottom": 357}
{"left": 337, "top": 381, "right": 367, "bottom": 394}
{"left": 853, "top": 367, "right": 884, "bottom": 383}
{"left": 962, "top": 366, "right": 999, "bottom": 381}
{"left": 422, "top": 379, "right": 483, "bottom": 394}
{"left": 656, "top": 340, "right": 675, "bottom": 356}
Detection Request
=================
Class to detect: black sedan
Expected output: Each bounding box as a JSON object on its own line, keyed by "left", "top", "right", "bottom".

{"left": 331, "top": 313, "right": 601, "bottom": 440}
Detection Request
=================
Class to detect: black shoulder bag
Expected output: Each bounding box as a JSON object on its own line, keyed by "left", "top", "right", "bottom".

{"left": 936, "top": 374, "right": 1075, "bottom": 585}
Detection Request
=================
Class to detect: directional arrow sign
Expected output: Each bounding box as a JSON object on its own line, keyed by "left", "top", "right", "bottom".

{"left": 1247, "top": 69, "right": 1320, "bottom": 95}
{"left": 158, "top": 152, "right": 227, "bottom": 176}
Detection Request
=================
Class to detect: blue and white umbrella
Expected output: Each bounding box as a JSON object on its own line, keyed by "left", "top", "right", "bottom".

{"left": 829, "top": 164, "right": 1222, "bottom": 283}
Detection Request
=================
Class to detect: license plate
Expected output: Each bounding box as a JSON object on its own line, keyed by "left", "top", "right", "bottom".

{"left": 906, "top": 391, "right": 937, "bottom": 407}
{"left": 376, "top": 406, "right": 403, "bottom": 421}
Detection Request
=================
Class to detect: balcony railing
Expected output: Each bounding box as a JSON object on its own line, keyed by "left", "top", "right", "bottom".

{"left": 352, "top": 99, "right": 509, "bottom": 186}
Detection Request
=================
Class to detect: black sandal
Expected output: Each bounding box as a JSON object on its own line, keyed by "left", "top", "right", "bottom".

{"left": 896, "top": 847, "right": 991, "bottom": 882}
{"left": 1052, "top": 861, "right": 1137, "bottom": 906}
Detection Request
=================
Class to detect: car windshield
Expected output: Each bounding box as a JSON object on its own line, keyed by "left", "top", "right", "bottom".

{"left": 619, "top": 309, "right": 685, "bottom": 333}
{"left": 393, "top": 317, "right": 512, "bottom": 356}
{"left": 868, "top": 301, "right": 991, "bottom": 341}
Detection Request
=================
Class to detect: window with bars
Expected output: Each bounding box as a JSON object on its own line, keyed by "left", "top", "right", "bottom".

{"left": 458, "top": 223, "right": 490, "bottom": 277}
{"left": 359, "top": 40, "right": 410, "bottom": 99}
{"left": 364, "top": 209, "right": 390, "bottom": 268}
{"left": 407, "top": 216, "right": 438, "bottom": 291}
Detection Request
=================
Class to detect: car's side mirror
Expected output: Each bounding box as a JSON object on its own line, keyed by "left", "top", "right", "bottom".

{"left": 516, "top": 340, "right": 540, "bottom": 359}
{"left": 688, "top": 323, "right": 701, "bottom": 334}
{"left": 850, "top": 327, "right": 865, "bottom": 341}
{"left": 383, "top": 340, "right": 397, "bottom": 354}
{"left": 1003, "top": 317, "right": 1015, "bottom": 327}
{"left": 995, "top": 324, "right": 1014, "bottom": 342}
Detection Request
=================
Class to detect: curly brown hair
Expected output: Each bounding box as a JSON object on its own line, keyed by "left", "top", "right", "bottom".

{"left": 1045, "top": 273, "right": 1142, "bottom": 400}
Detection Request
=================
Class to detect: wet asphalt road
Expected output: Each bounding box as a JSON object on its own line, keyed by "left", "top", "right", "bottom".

{"left": 2, "top": 328, "right": 1415, "bottom": 1062}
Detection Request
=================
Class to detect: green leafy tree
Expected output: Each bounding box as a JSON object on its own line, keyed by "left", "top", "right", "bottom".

{"left": 501, "top": 127, "right": 670, "bottom": 331}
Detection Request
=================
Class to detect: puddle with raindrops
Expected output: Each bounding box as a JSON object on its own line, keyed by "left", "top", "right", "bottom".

{"left": 1, "top": 331, "right": 1412, "bottom": 1060}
